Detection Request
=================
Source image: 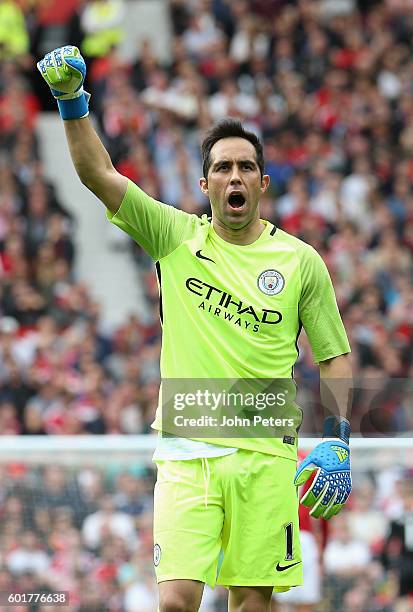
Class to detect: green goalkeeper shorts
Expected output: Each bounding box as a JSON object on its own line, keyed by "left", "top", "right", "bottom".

{"left": 153, "top": 449, "right": 303, "bottom": 591}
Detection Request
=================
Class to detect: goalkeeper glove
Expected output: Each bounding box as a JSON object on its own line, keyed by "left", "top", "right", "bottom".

{"left": 294, "top": 417, "right": 352, "bottom": 520}
{"left": 37, "top": 46, "right": 90, "bottom": 120}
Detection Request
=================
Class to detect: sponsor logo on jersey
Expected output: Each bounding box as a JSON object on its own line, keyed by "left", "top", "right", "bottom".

{"left": 186, "top": 277, "right": 283, "bottom": 333}
{"left": 257, "top": 269, "right": 285, "bottom": 295}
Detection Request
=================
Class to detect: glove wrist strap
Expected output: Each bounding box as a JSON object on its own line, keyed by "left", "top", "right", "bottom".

{"left": 57, "top": 91, "right": 90, "bottom": 120}
{"left": 323, "top": 416, "right": 351, "bottom": 445}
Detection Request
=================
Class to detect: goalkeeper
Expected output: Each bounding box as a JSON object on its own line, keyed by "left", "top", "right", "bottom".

{"left": 38, "top": 47, "right": 353, "bottom": 612}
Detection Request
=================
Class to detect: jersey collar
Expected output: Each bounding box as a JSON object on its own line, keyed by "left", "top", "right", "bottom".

{"left": 209, "top": 220, "right": 276, "bottom": 249}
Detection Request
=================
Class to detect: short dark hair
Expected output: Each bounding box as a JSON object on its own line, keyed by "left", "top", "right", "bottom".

{"left": 201, "top": 119, "right": 265, "bottom": 179}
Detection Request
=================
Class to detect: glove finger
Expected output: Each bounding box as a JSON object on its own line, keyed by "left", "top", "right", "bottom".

{"left": 321, "top": 489, "right": 339, "bottom": 520}
{"left": 323, "top": 504, "right": 339, "bottom": 520}
{"left": 310, "top": 500, "right": 328, "bottom": 518}
{"left": 37, "top": 53, "right": 52, "bottom": 78}
{"left": 336, "top": 490, "right": 351, "bottom": 506}
{"left": 324, "top": 504, "right": 344, "bottom": 519}
{"left": 308, "top": 481, "right": 330, "bottom": 517}
{"left": 300, "top": 466, "right": 334, "bottom": 507}
{"left": 36, "top": 56, "right": 57, "bottom": 88}
{"left": 301, "top": 474, "right": 328, "bottom": 508}
{"left": 64, "top": 56, "right": 86, "bottom": 81}
{"left": 318, "top": 475, "right": 351, "bottom": 518}
{"left": 61, "top": 45, "right": 80, "bottom": 57}
{"left": 62, "top": 46, "right": 83, "bottom": 72}
{"left": 312, "top": 487, "right": 338, "bottom": 519}
{"left": 39, "top": 50, "right": 66, "bottom": 88}
{"left": 37, "top": 58, "right": 46, "bottom": 77}
{"left": 335, "top": 475, "right": 352, "bottom": 504}
{"left": 61, "top": 47, "right": 85, "bottom": 93}
{"left": 294, "top": 464, "right": 318, "bottom": 487}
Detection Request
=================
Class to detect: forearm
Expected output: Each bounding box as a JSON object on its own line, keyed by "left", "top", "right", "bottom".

{"left": 319, "top": 354, "right": 353, "bottom": 440}
{"left": 64, "top": 117, "right": 114, "bottom": 189}
{"left": 295, "top": 353, "right": 353, "bottom": 519}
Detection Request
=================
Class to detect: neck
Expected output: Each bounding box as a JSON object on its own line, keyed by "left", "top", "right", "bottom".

{"left": 212, "top": 216, "right": 266, "bottom": 245}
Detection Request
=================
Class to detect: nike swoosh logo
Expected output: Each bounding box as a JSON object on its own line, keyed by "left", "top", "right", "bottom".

{"left": 195, "top": 250, "right": 215, "bottom": 263}
{"left": 276, "top": 561, "right": 301, "bottom": 572}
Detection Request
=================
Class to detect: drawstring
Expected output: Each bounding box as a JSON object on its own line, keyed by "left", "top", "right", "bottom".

{"left": 201, "top": 457, "right": 211, "bottom": 507}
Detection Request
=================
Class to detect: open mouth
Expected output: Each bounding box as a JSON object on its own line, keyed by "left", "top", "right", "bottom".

{"left": 228, "top": 193, "right": 246, "bottom": 209}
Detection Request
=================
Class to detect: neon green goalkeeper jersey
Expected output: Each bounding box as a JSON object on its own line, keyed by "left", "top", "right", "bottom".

{"left": 107, "top": 181, "right": 350, "bottom": 460}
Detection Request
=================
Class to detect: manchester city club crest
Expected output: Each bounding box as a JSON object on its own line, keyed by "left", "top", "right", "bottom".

{"left": 257, "top": 269, "right": 285, "bottom": 295}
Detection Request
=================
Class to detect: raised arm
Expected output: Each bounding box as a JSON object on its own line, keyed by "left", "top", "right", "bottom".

{"left": 63, "top": 117, "right": 127, "bottom": 213}
{"left": 37, "top": 46, "right": 201, "bottom": 261}
{"left": 37, "top": 46, "right": 127, "bottom": 214}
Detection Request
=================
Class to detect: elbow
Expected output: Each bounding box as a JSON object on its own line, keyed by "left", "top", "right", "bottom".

{"left": 78, "top": 165, "right": 116, "bottom": 195}
{"left": 79, "top": 173, "right": 93, "bottom": 189}
{"left": 72, "top": 163, "right": 92, "bottom": 189}
{"left": 319, "top": 353, "right": 352, "bottom": 376}
{"left": 78, "top": 171, "right": 101, "bottom": 195}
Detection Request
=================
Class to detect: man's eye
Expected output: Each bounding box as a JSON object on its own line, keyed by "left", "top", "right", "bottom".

{"left": 218, "top": 165, "right": 228, "bottom": 171}
{"left": 243, "top": 164, "right": 254, "bottom": 170}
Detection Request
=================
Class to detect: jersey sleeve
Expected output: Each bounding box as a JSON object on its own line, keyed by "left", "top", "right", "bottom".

{"left": 106, "top": 180, "right": 201, "bottom": 261}
{"left": 298, "top": 245, "right": 350, "bottom": 363}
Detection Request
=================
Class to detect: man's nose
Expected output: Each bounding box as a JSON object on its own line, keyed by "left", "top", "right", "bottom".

{"left": 230, "top": 167, "right": 242, "bottom": 184}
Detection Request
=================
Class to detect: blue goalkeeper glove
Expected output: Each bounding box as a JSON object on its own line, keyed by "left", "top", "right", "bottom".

{"left": 37, "top": 46, "right": 90, "bottom": 120}
{"left": 294, "top": 419, "right": 352, "bottom": 520}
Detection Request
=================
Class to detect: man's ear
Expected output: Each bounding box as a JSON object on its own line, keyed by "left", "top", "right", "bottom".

{"left": 261, "top": 174, "right": 270, "bottom": 193}
{"left": 199, "top": 177, "right": 209, "bottom": 196}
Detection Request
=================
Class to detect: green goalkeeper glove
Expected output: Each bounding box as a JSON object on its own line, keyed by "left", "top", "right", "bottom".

{"left": 37, "top": 45, "right": 90, "bottom": 120}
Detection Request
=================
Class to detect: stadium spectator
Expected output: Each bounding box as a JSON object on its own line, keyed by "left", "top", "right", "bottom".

{"left": 381, "top": 475, "right": 413, "bottom": 608}
{"left": 0, "top": 0, "right": 29, "bottom": 61}
{"left": 324, "top": 513, "right": 372, "bottom": 609}
{"left": 6, "top": 530, "right": 50, "bottom": 577}
{"left": 80, "top": 0, "right": 124, "bottom": 59}
{"left": 81, "top": 494, "right": 137, "bottom": 551}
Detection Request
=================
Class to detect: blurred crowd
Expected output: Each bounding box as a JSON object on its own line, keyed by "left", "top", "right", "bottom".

{"left": 0, "top": 461, "right": 156, "bottom": 611}
{"left": 0, "top": 0, "right": 413, "bottom": 609}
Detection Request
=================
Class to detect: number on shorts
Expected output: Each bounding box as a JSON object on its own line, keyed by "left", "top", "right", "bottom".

{"left": 284, "top": 522, "right": 293, "bottom": 560}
